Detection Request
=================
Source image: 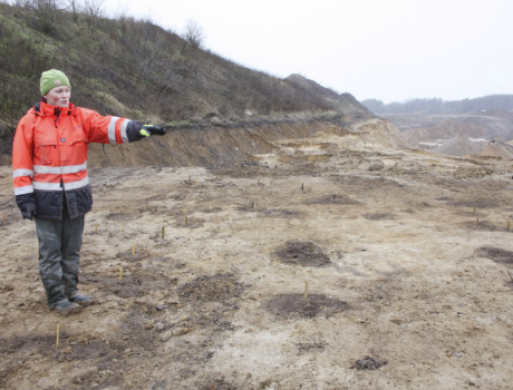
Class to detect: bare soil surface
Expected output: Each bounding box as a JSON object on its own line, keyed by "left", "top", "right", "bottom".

{"left": 1, "top": 119, "right": 513, "bottom": 389}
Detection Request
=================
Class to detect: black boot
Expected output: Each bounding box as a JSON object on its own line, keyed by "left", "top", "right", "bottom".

{"left": 69, "top": 293, "right": 92, "bottom": 305}
{"left": 52, "top": 299, "right": 81, "bottom": 314}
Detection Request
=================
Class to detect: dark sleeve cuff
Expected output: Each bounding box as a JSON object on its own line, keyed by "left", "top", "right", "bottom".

{"left": 126, "top": 121, "right": 144, "bottom": 142}
{"left": 16, "top": 193, "right": 36, "bottom": 211}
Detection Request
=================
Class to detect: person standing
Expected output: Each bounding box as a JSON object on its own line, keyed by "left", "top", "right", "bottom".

{"left": 12, "top": 69, "right": 165, "bottom": 314}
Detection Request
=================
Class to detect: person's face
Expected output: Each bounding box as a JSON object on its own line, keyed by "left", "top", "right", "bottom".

{"left": 44, "top": 86, "right": 71, "bottom": 107}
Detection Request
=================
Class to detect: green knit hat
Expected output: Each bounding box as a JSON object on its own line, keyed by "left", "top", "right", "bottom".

{"left": 40, "top": 69, "right": 71, "bottom": 96}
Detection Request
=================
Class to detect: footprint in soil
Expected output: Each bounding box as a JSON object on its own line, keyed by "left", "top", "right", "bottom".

{"left": 351, "top": 356, "right": 388, "bottom": 370}
{"left": 177, "top": 273, "right": 245, "bottom": 303}
{"left": 275, "top": 241, "right": 331, "bottom": 267}
{"left": 475, "top": 246, "right": 513, "bottom": 264}
{"left": 267, "top": 293, "right": 351, "bottom": 319}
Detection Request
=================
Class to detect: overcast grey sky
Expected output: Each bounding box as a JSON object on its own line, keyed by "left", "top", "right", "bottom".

{"left": 103, "top": 0, "right": 513, "bottom": 103}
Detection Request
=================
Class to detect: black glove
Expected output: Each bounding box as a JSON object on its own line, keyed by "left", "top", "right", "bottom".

{"left": 16, "top": 194, "right": 37, "bottom": 221}
{"left": 126, "top": 122, "right": 166, "bottom": 142}
{"left": 22, "top": 206, "right": 37, "bottom": 221}
{"left": 140, "top": 125, "right": 166, "bottom": 137}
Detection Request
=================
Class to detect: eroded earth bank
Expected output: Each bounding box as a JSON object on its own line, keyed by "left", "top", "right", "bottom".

{"left": 1, "top": 118, "right": 513, "bottom": 389}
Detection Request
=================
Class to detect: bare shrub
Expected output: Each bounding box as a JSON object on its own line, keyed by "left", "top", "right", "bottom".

{"left": 183, "top": 20, "right": 204, "bottom": 50}
{"left": 66, "top": 0, "right": 80, "bottom": 22}
{"left": 82, "top": 0, "right": 102, "bottom": 18}
{"left": 119, "top": 19, "right": 165, "bottom": 82}
{"left": 25, "top": 0, "right": 62, "bottom": 33}
{"left": 0, "top": 21, "right": 52, "bottom": 124}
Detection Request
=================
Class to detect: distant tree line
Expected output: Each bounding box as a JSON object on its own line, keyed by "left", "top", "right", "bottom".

{"left": 362, "top": 95, "right": 513, "bottom": 114}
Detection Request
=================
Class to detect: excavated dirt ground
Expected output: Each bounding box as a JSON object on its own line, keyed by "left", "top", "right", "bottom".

{"left": 1, "top": 120, "right": 513, "bottom": 389}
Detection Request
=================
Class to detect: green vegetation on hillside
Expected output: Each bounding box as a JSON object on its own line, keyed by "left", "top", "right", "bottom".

{"left": 0, "top": 1, "right": 360, "bottom": 137}
{"left": 0, "top": 0, "right": 374, "bottom": 163}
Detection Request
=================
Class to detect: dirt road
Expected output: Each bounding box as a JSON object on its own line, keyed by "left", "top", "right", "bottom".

{"left": 1, "top": 120, "right": 513, "bottom": 389}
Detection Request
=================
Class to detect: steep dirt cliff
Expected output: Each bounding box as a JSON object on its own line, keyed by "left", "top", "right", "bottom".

{"left": 86, "top": 117, "right": 409, "bottom": 168}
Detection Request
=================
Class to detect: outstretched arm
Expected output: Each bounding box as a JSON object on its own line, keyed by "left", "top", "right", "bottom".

{"left": 81, "top": 108, "right": 165, "bottom": 144}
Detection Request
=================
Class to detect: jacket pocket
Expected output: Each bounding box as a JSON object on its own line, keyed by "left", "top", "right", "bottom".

{"left": 34, "top": 132, "right": 58, "bottom": 166}
{"left": 34, "top": 144, "right": 57, "bottom": 165}
{"left": 64, "top": 130, "right": 89, "bottom": 165}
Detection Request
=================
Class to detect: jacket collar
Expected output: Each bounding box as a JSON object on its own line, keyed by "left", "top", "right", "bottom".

{"left": 34, "top": 99, "right": 76, "bottom": 117}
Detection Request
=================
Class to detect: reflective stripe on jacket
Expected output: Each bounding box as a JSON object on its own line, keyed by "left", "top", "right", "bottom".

{"left": 12, "top": 100, "right": 133, "bottom": 219}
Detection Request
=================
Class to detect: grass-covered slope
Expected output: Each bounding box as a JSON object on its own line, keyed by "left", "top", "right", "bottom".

{"left": 0, "top": 1, "right": 372, "bottom": 160}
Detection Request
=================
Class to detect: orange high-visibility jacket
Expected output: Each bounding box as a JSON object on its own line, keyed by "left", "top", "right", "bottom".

{"left": 13, "top": 100, "right": 137, "bottom": 219}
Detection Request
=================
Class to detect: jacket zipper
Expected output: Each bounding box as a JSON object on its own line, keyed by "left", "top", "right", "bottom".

{"left": 54, "top": 108, "right": 67, "bottom": 219}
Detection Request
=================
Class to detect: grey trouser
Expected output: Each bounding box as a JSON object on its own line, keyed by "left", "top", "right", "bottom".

{"left": 35, "top": 206, "right": 84, "bottom": 306}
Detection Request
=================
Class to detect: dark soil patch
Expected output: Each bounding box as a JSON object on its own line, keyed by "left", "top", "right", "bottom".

{"left": 214, "top": 321, "right": 235, "bottom": 332}
{"left": 144, "top": 194, "right": 166, "bottom": 202}
{"left": 464, "top": 221, "right": 512, "bottom": 232}
{"left": 200, "top": 206, "right": 223, "bottom": 213}
{"left": 136, "top": 205, "right": 159, "bottom": 214}
{"left": 169, "top": 194, "right": 187, "bottom": 201}
{"left": 106, "top": 213, "right": 135, "bottom": 221}
{"left": 304, "top": 194, "right": 359, "bottom": 205}
{"left": 296, "top": 341, "right": 326, "bottom": 355}
{"left": 237, "top": 205, "right": 300, "bottom": 217}
{"left": 178, "top": 273, "right": 246, "bottom": 303}
{"left": 237, "top": 204, "right": 260, "bottom": 212}
{"left": 61, "top": 304, "right": 163, "bottom": 388}
{"left": 333, "top": 175, "right": 401, "bottom": 188}
{"left": 211, "top": 163, "right": 322, "bottom": 179}
{"left": 82, "top": 273, "right": 171, "bottom": 298}
{"left": 432, "top": 177, "right": 471, "bottom": 189}
{"left": 363, "top": 213, "right": 395, "bottom": 220}
{"left": 210, "top": 165, "right": 274, "bottom": 179}
{"left": 443, "top": 199, "right": 499, "bottom": 208}
{"left": 198, "top": 379, "right": 238, "bottom": 390}
{"left": 260, "top": 208, "right": 300, "bottom": 217}
{"left": 118, "top": 304, "right": 160, "bottom": 348}
{"left": 475, "top": 247, "right": 513, "bottom": 264}
{"left": 275, "top": 242, "right": 331, "bottom": 267}
{"left": 0, "top": 333, "right": 57, "bottom": 355}
{"left": 351, "top": 356, "right": 388, "bottom": 370}
{"left": 65, "top": 340, "right": 109, "bottom": 361}
{"left": 359, "top": 283, "right": 394, "bottom": 302}
{"left": 267, "top": 293, "right": 351, "bottom": 319}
